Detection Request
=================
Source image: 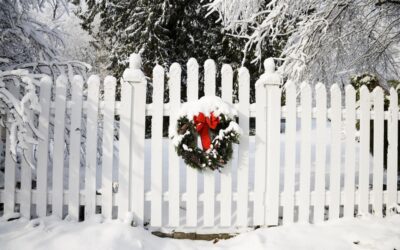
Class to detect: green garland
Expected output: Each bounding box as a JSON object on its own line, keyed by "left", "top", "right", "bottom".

{"left": 174, "top": 114, "right": 240, "bottom": 171}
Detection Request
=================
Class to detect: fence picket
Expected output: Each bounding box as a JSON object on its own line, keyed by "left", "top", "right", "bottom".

{"left": 118, "top": 79, "right": 132, "bottom": 219}
{"left": 4, "top": 127, "right": 16, "bottom": 216}
{"left": 4, "top": 84, "right": 18, "bottom": 216}
{"left": 187, "top": 58, "right": 199, "bottom": 101}
{"left": 314, "top": 83, "right": 327, "bottom": 223}
{"left": 186, "top": 59, "right": 199, "bottom": 227}
{"left": 85, "top": 75, "right": 100, "bottom": 218}
{"left": 329, "top": 84, "right": 342, "bottom": 220}
{"left": 358, "top": 86, "right": 371, "bottom": 215}
{"left": 372, "top": 87, "right": 384, "bottom": 217}
{"left": 20, "top": 121, "right": 33, "bottom": 218}
{"left": 130, "top": 77, "right": 147, "bottom": 226}
{"left": 220, "top": 64, "right": 233, "bottom": 227}
{"left": 344, "top": 85, "right": 356, "bottom": 218}
{"left": 282, "top": 81, "right": 296, "bottom": 225}
{"left": 151, "top": 65, "right": 165, "bottom": 227}
{"left": 68, "top": 75, "right": 84, "bottom": 220}
{"left": 52, "top": 75, "right": 68, "bottom": 218}
{"left": 168, "top": 63, "right": 181, "bottom": 227}
{"left": 204, "top": 59, "right": 216, "bottom": 96}
{"left": 387, "top": 88, "right": 398, "bottom": 213}
{"left": 236, "top": 67, "right": 250, "bottom": 227}
{"left": 203, "top": 59, "right": 216, "bottom": 227}
{"left": 101, "top": 76, "right": 116, "bottom": 219}
{"left": 254, "top": 77, "right": 267, "bottom": 226}
{"left": 264, "top": 82, "right": 281, "bottom": 225}
{"left": 20, "top": 81, "right": 35, "bottom": 218}
{"left": 36, "top": 76, "right": 52, "bottom": 217}
{"left": 298, "top": 82, "right": 311, "bottom": 223}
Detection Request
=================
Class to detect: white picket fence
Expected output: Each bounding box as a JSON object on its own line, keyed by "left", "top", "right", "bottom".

{"left": 0, "top": 54, "right": 399, "bottom": 231}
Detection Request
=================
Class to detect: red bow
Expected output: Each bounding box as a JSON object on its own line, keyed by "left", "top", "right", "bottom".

{"left": 193, "top": 112, "right": 220, "bottom": 150}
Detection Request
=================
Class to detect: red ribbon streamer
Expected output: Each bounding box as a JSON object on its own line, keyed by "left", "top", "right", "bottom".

{"left": 193, "top": 112, "right": 220, "bottom": 150}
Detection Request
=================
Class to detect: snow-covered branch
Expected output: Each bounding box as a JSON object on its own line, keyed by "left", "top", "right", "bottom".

{"left": 0, "top": 0, "right": 68, "bottom": 67}
{"left": 206, "top": 0, "right": 400, "bottom": 86}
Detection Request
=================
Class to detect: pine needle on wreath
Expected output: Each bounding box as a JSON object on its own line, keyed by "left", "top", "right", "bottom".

{"left": 170, "top": 96, "right": 241, "bottom": 171}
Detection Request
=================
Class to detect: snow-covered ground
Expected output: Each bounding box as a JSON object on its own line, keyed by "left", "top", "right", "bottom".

{"left": 0, "top": 215, "right": 400, "bottom": 250}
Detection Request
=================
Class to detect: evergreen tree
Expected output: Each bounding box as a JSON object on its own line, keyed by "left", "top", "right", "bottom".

{"left": 79, "top": 0, "right": 276, "bottom": 86}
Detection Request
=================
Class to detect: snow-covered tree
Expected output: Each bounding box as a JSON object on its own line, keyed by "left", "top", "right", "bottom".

{"left": 207, "top": 0, "right": 400, "bottom": 86}
{"left": 0, "top": 0, "right": 67, "bottom": 66}
{"left": 0, "top": 0, "right": 94, "bottom": 169}
{"left": 78, "top": 0, "right": 277, "bottom": 79}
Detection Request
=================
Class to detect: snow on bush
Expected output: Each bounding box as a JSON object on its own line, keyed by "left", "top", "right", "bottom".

{"left": 0, "top": 61, "right": 90, "bottom": 169}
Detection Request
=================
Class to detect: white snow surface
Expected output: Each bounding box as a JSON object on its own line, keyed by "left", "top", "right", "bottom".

{"left": 1, "top": 215, "right": 400, "bottom": 250}
{"left": 170, "top": 95, "right": 241, "bottom": 147}
{"left": 177, "top": 96, "right": 238, "bottom": 120}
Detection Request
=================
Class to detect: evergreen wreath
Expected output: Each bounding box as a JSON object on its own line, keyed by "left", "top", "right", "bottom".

{"left": 171, "top": 96, "right": 241, "bottom": 171}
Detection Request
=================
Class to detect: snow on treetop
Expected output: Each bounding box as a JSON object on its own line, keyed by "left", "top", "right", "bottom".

{"left": 178, "top": 96, "right": 237, "bottom": 120}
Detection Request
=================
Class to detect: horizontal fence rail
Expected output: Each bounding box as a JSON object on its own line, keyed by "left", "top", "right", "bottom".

{"left": 0, "top": 54, "right": 399, "bottom": 232}
{"left": 51, "top": 101, "right": 400, "bottom": 120}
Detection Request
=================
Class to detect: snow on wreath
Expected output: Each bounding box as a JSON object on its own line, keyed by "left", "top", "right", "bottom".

{"left": 170, "top": 96, "right": 241, "bottom": 171}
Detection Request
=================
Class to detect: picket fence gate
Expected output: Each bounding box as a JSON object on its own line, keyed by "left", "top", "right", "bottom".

{"left": 0, "top": 53, "right": 399, "bottom": 231}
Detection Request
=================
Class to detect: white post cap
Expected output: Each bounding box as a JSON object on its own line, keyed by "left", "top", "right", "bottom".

{"left": 123, "top": 53, "right": 146, "bottom": 84}
{"left": 259, "top": 58, "right": 281, "bottom": 86}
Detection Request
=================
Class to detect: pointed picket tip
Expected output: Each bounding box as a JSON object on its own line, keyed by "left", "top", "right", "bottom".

{"left": 300, "top": 81, "right": 311, "bottom": 91}
{"left": 72, "top": 75, "right": 84, "bottom": 90}
{"left": 345, "top": 84, "right": 355, "bottom": 91}
{"left": 239, "top": 66, "right": 249, "bottom": 80}
{"left": 40, "top": 75, "right": 52, "bottom": 87}
{"left": 169, "top": 62, "right": 182, "bottom": 75}
{"left": 239, "top": 66, "right": 249, "bottom": 75}
{"left": 389, "top": 87, "right": 398, "bottom": 108}
{"left": 238, "top": 67, "right": 250, "bottom": 89}
{"left": 221, "top": 64, "right": 233, "bottom": 75}
{"left": 330, "top": 84, "right": 342, "bottom": 104}
{"left": 315, "top": 82, "right": 326, "bottom": 100}
{"left": 300, "top": 82, "right": 311, "bottom": 103}
{"left": 88, "top": 74, "right": 101, "bottom": 86}
{"left": 153, "top": 65, "right": 165, "bottom": 89}
{"left": 285, "top": 80, "right": 295, "bottom": 89}
{"left": 73, "top": 74, "right": 84, "bottom": 84}
{"left": 153, "top": 64, "right": 164, "bottom": 72}
{"left": 153, "top": 64, "right": 164, "bottom": 79}
{"left": 345, "top": 84, "right": 355, "bottom": 94}
{"left": 315, "top": 82, "right": 326, "bottom": 91}
{"left": 204, "top": 59, "right": 216, "bottom": 71}
{"left": 389, "top": 87, "right": 398, "bottom": 96}
{"left": 284, "top": 80, "right": 296, "bottom": 101}
{"left": 360, "top": 85, "right": 370, "bottom": 94}
{"left": 104, "top": 75, "right": 117, "bottom": 90}
{"left": 56, "top": 74, "right": 68, "bottom": 85}
{"left": 169, "top": 63, "right": 181, "bottom": 88}
{"left": 330, "top": 83, "right": 340, "bottom": 91}
{"left": 187, "top": 58, "right": 198, "bottom": 68}
{"left": 372, "top": 86, "right": 384, "bottom": 96}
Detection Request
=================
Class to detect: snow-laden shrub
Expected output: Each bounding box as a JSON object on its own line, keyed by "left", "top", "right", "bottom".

{"left": 0, "top": 61, "right": 90, "bottom": 169}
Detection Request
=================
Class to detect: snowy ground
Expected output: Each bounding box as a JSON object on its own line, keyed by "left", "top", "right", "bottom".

{"left": 0, "top": 215, "right": 400, "bottom": 250}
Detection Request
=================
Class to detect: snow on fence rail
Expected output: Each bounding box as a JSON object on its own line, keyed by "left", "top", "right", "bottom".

{"left": 0, "top": 53, "right": 399, "bottom": 231}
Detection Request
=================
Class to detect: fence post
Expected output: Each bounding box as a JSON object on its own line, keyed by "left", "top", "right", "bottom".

{"left": 262, "top": 58, "right": 282, "bottom": 226}
{"left": 122, "top": 53, "right": 146, "bottom": 225}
